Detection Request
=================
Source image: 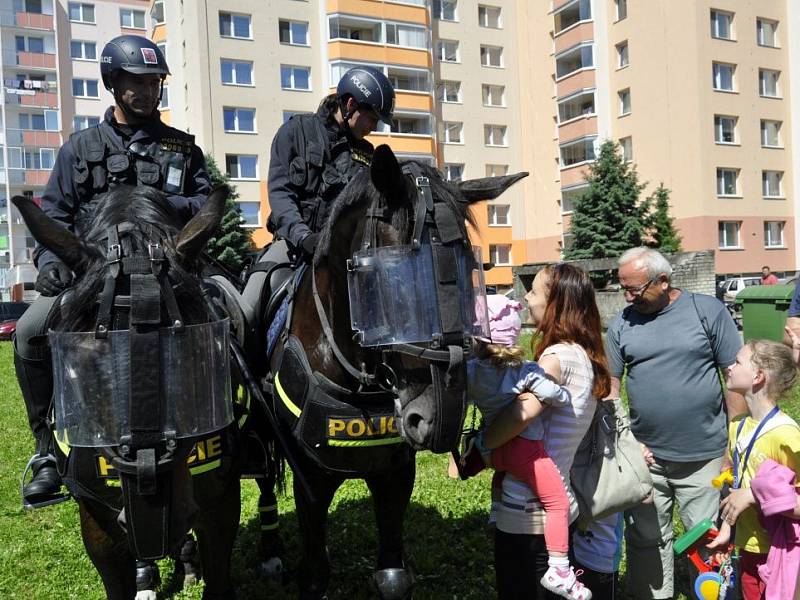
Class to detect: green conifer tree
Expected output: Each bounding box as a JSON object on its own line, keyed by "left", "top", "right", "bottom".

{"left": 203, "top": 154, "right": 254, "bottom": 274}
{"left": 647, "top": 183, "right": 682, "bottom": 253}
{"left": 564, "top": 140, "right": 650, "bottom": 260}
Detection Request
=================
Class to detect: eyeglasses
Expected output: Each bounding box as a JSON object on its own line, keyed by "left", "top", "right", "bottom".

{"left": 620, "top": 279, "right": 654, "bottom": 296}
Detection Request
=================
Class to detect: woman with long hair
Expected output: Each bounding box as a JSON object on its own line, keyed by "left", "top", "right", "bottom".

{"left": 484, "top": 263, "right": 617, "bottom": 599}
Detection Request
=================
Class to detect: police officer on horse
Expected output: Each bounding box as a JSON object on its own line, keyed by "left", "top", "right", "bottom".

{"left": 15, "top": 35, "right": 211, "bottom": 507}
{"left": 241, "top": 66, "right": 395, "bottom": 318}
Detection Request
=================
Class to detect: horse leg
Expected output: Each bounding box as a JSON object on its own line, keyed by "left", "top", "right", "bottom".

{"left": 77, "top": 498, "right": 137, "bottom": 600}
{"left": 134, "top": 560, "right": 160, "bottom": 600}
{"left": 364, "top": 459, "right": 416, "bottom": 600}
{"left": 294, "top": 462, "right": 342, "bottom": 599}
{"left": 256, "top": 476, "right": 283, "bottom": 577}
{"left": 192, "top": 465, "right": 241, "bottom": 600}
{"left": 170, "top": 533, "right": 202, "bottom": 588}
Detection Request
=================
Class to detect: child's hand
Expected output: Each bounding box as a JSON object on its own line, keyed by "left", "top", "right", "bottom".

{"left": 639, "top": 443, "right": 655, "bottom": 466}
{"left": 720, "top": 487, "right": 756, "bottom": 525}
{"left": 706, "top": 522, "right": 732, "bottom": 565}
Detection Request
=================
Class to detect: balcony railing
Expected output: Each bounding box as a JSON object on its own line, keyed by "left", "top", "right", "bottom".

{"left": 2, "top": 50, "right": 57, "bottom": 70}
{"left": 3, "top": 128, "right": 61, "bottom": 147}
{"left": 4, "top": 89, "right": 58, "bottom": 109}
{"left": 0, "top": 10, "right": 55, "bottom": 30}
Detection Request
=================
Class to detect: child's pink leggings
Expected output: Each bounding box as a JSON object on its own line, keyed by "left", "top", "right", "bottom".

{"left": 491, "top": 436, "right": 569, "bottom": 553}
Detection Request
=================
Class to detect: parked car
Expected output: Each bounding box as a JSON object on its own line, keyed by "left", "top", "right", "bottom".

{"left": 0, "top": 302, "right": 30, "bottom": 341}
{"left": 717, "top": 277, "right": 762, "bottom": 305}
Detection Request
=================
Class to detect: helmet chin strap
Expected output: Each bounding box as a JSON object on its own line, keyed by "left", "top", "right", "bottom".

{"left": 339, "top": 96, "right": 355, "bottom": 136}
{"left": 111, "top": 77, "right": 162, "bottom": 124}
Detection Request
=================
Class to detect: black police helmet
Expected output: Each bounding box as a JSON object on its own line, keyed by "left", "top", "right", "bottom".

{"left": 100, "top": 35, "right": 170, "bottom": 91}
{"left": 336, "top": 66, "right": 395, "bottom": 125}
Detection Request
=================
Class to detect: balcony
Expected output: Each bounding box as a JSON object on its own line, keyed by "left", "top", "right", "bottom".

{"left": 326, "top": 0, "right": 428, "bottom": 25}
{"left": 24, "top": 169, "right": 49, "bottom": 185}
{"left": 13, "top": 11, "right": 54, "bottom": 30}
{"left": 4, "top": 128, "right": 61, "bottom": 147}
{"left": 328, "top": 40, "right": 431, "bottom": 69}
{"left": 4, "top": 89, "right": 58, "bottom": 109}
{"left": 3, "top": 50, "right": 56, "bottom": 70}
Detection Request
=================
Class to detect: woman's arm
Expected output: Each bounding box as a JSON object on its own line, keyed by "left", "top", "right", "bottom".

{"left": 483, "top": 354, "right": 562, "bottom": 450}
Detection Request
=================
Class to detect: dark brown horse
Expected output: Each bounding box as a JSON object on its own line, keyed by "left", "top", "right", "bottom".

{"left": 13, "top": 186, "right": 242, "bottom": 600}
{"left": 268, "top": 144, "right": 526, "bottom": 598}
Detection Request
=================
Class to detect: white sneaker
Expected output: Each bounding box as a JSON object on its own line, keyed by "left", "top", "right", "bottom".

{"left": 540, "top": 566, "right": 592, "bottom": 600}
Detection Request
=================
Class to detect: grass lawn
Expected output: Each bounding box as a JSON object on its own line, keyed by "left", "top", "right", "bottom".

{"left": 2, "top": 339, "right": 800, "bottom": 599}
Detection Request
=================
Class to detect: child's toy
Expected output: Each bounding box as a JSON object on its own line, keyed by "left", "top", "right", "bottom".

{"left": 711, "top": 470, "right": 733, "bottom": 489}
{"left": 674, "top": 518, "right": 735, "bottom": 600}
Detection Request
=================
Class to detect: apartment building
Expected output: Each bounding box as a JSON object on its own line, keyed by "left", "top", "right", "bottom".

{"left": 523, "top": 0, "right": 800, "bottom": 275}
{"left": 0, "top": 0, "right": 150, "bottom": 295}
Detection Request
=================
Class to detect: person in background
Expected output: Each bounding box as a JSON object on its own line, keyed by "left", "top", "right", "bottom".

{"left": 761, "top": 266, "right": 779, "bottom": 286}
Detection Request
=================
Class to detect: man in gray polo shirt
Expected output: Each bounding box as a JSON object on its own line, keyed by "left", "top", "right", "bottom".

{"left": 606, "top": 247, "right": 744, "bottom": 599}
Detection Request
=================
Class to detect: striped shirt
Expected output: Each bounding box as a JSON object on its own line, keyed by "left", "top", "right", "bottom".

{"left": 496, "top": 342, "right": 597, "bottom": 535}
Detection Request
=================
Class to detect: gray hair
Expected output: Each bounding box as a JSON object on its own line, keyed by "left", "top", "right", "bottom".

{"left": 618, "top": 247, "right": 673, "bottom": 281}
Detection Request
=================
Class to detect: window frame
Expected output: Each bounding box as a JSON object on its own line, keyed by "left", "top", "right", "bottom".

{"left": 437, "top": 40, "right": 460, "bottom": 63}
{"left": 488, "top": 243, "right": 512, "bottom": 266}
{"left": 442, "top": 121, "right": 463, "bottom": 144}
{"left": 712, "top": 61, "right": 736, "bottom": 92}
{"left": 710, "top": 9, "right": 734, "bottom": 41}
{"left": 433, "top": 0, "right": 457, "bottom": 22}
{"left": 487, "top": 204, "right": 511, "bottom": 226}
{"left": 760, "top": 119, "right": 782, "bottom": 148}
{"left": 280, "top": 65, "right": 311, "bottom": 91}
{"left": 618, "top": 88, "right": 631, "bottom": 116}
{"left": 221, "top": 59, "right": 254, "bottom": 87}
{"left": 560, "top": 136, "right": 596, "bottom": 167}
{"left": 759, "top": 68, "right": 780, "bottom": 98}
{"left": 486, "top": 164, "right": 508, "bottom": 177}
{"left": 223, "top": 107, "right": 257, "bottom": 133}
{"left": 68, "top": 2, "right": 95, "bottom": 24}
{"left": 718, "top": 221, "right": 741, "bottom": 249}
{"left": 756, "top": 18, "right": 778, "bottom": 48}
{"left": 615, "top": 0, "right": 627, "bottom": 21}
{"left": 484, "top": 124, "right": 507, "bottom": 147}
{"left": 71, "top": 77, "right": 99, "bottom": 99}
{"left": 480, "top": 44, "right": 504, "bottom": 68}
{"left": 443, "top": 163, "right": 464, "bottom": 182}
{"left": 236, "top": 201, "right": 261, "bottom": 228}
{"left": 69, "top": 39, "right": 96, "bottom": 61}
{"left": 616, "top": 40, "right": 629, "bottom": 69}
{"left": 716, "top": 167, "right": 740, "bottom": 197}
{"left": 72, "top": 115, "right": 100, "bottom": 132}
{"left": 764, "top": 221, "right": 785, "bottom": 248}
{"left": 482, "top": 84, "right": 505, "bottom": 107}
{"left": 478, "top": 4, "right": 502, "bottom": 29}
{"left": 219, "top": 12, "right": 253, "bottom": 39}
{"left": 279, "top": 19, "right": 310, "bottom": 46}
{"left": 438, "top": 80, "right": 461, "bottom": 103}
{"left": 225, "top": 154, "right": 259, "bottom": 180}
{"left": 714, "top": 114, "right": 738, "bottom": 144}
{"left": 762, "top": 170, "right": 783, "bottom": 198}
{"left": 119, "top": 7, "right": 146, "bottom": 29}
{"left": 619, "top": 136, "right": 633, "bottom": 162}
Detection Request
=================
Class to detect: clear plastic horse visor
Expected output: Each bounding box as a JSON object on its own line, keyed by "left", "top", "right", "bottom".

{"left": 49, "top": 318, "right": 233, "bottom": 447}
{"left": 347, "top": 243, "right": 489, "bottom": 347}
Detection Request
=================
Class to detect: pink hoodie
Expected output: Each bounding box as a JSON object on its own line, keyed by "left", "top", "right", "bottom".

{"left": 750, "top": 459, "right": 800, "bottom": 600}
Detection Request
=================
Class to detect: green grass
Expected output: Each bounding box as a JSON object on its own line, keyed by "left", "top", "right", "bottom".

{"left": 3, "top": 339, "right": 800, "bottom": 599}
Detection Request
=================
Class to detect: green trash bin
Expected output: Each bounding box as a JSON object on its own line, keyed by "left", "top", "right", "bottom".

{"left": 738, "top": 284, "right": 795, "bottom": 342}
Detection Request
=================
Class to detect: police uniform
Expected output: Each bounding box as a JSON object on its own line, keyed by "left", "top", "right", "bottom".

{"left": 16, "top": 105, "right": 211, "bottom": 459}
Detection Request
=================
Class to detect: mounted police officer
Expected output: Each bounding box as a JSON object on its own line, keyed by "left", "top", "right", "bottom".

{"left": 14, "top": 35, "right": 211, "bottom": 507}
{"left": 241, "top": 66, "right": 395, "bottom": 321}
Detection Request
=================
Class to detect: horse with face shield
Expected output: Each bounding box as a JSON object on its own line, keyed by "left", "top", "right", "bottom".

{"left": 266, "top": 144, "right": 526, "bottom": 598}
{"left": 13, "top": 186, "right": 242, "bottom": 600}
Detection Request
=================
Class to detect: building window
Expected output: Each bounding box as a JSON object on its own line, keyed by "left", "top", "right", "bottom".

{"left": 151, "top": 1, "right": 164, "bottom": 25}
{"left": 279, "top": 20, "right": 309, "bottom": 45}
{"left": 69, "top": 40, "right": 96, "bottom": 60}
{"left": 73, "top": 115, "right": 99, "bottom": 131}
{"left": 437, "top": 40, "right": 459, "bottom": 63}
{"left": 619, "top": 136, "right": 633, "bottom": 162}
{"left": 618, "top": 88, "right": 631, "bottom": 115}
{"left": 616, "top": 41, "right": 629, "bottom": 68}
{"left": 221, "top": 60, "right": 253, "bottom": 86}
{"left": 16, "top": 36, "right": 44, "bottom": 53}
{"left": 478, "top": 5, "right": 501, "bottom": 28}
{"left": 480, "top": 45, "right": 503, "bottom": 68}
{"left": 561, "top": 185, "right": 586, "bottom": 213}
{"left": 484, "top": 124, "right": 507, "bottom": 147}
{"left": 560, "top": 137, "right": 595, "bottom": 167}
{"left": 759, "top": 69, "right": 780, "bottom": 97}
{"left": 387, "top": 66, "right": 429, "bottom": 92}
{"left": 482, "top": 84, "right": 505, "bottom": 107}
{"left": 226, "top": 155, "right": 258, "bottom": 180}
{"left": 718, "top": 221, "right": 741, "bottom": 249}
{"left": 555, "top": 44, "right": 592, "bottom": 78}
{"left": 157, "top": 42, "right": 167, "bottom": 63}
{"left": 68, "top": 2, "right": 95, "bottom": 23}
{"left": 760, "top": 119, "right": 782, "bottom": 147}
{"left": 443, "top": 121, "right": 462, "bottom": 144}
{"left": 438, "top": 81, "right": 461, "bottom": 103}
{"left": 757, "top": 18, "right": 778, "bottom": 48}
{"left": 554, "top": 0, "right": 591, "bottom": 34}
{"left": 557, "top": 89, "right": 595, "bottom": 122}
{"left": 390, "top": 115, "right": 431, "bottom": 135}
{"left": 159, "top": 84, "right": 169, "bottom": 109}
{"left": 714, "top": 115, "right": 737, "bottom": 144}
{"left": 486, "top": 164, "right": 508, "bottom": 177}
{"left": 328, "top": 17, "right": 381, "bottom": 42}
{"left": 219, "top": 12, "right": 252, "bottom": 39}
{"left": 280, "top": 66, "right": 311, "bottom": 91}
{"left": 433, "top": 0, "right": 457, "bottom": 21}
{"left": 444, "top": 163, "right": 464, "bottom": 182}
{"left": 237, "top": 202, "right": 260, "bottom": 227}
{"left": 615, "top": 0, "right": 627, "bottom": 21}
{"left": 72, "top": 78, "right": 98, "bottom": 98}
{"left": 716, "top": 168, "right": 739, "bottom": 196}
{"left": 488, "top": 204, "right": 510, "bottom": 226}
{"left": 762, "top": 171, "right": 783, "bottom": 198}
{"left": 223, "top": 107, "right": 256, "bottom": 133}
{"left": 489, "top": 244, "right": 511, "bottom": 266}
{"left": 712, "top": 62, "right": 735, "bottom": 91}
{"left": 385, "top": 23, "right": 426, "bottom": 48}
{"left": 120, "top": 8, "right": 145, "bottom": 29}
{"left": 710, "top": 9, "right": 734, "bottom": 40}
{"left": 19, "top": 113, "right": 45, "bottom": 130}
{"left": 764, "top": 221, "right": 784, "bottom": 247}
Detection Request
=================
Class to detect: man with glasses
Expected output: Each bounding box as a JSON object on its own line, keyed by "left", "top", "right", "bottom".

{"left": 606, "top": 247, "right": 744, "bottom": 600}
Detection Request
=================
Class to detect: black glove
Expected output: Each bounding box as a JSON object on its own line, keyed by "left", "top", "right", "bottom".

{"left": 35, "top": 261, "right": 73, "bottom": 296}
{"left": 300, "top": 233, "right": 320, "bottom": 259}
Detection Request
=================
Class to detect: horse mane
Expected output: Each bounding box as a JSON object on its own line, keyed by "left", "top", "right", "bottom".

{"left": 315, "top": 160, "right": 476, "bottom": 263}
{"left": 56, "top": 185, "right": 206, "bottom": 331}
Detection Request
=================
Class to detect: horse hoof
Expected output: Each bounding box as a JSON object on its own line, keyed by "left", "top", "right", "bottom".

{"left": 183, "top": 572, "right": 199, "bottom": 587}
{"left": 259, "top": 556, "right": 284, "bottom": 578}
{"left": 134, "top": 591, "right": 157, "bottom": 600}
{"left": 374, "top": 568, "right": 413, "bottom": 600}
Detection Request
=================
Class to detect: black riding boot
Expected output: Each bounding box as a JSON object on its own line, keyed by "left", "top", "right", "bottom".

{"left": 14, "top": 347, "right": 62, "bottom": 505}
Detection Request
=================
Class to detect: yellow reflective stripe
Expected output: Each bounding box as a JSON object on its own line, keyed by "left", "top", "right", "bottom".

{"left": 259, "top": 504, "right": 278, "bottom": 512}
{"left": 189, "top": 458, "right": 221, "bottom": 475}
{"left": 275, "top": 373, "right": 301, "bottom": 418}
{"left": 236, "top": 384, "right": 250, "bottom": 428}
{"left": 261, "top": 523, "right": 279, "bottom": 531}
{"left": 54, "top": 429, "right": 70, "bottom": 456}
{"left": 327, "top": 437, "right": 404, "bottom": 448}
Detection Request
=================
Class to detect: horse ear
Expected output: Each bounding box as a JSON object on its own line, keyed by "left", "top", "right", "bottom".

{"left": 370, "top": 144, "right": 408, "bottom": 203}
{"left": 175, "top": 185, "right": 229, "bottom": 263}
{"left": 11, "top": 195, "right": 89, "bottom": 272}
{"left": 457, "top": 172, "right": 529, "bottom": 204}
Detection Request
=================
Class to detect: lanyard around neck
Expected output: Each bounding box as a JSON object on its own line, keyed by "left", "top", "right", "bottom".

{"left": 733, "top": 405, "right": 780, "bottom": 488}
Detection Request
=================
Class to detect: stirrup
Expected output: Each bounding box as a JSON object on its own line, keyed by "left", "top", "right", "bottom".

{"left": 20, "top": 454, "right": 70, "bottom": 510}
